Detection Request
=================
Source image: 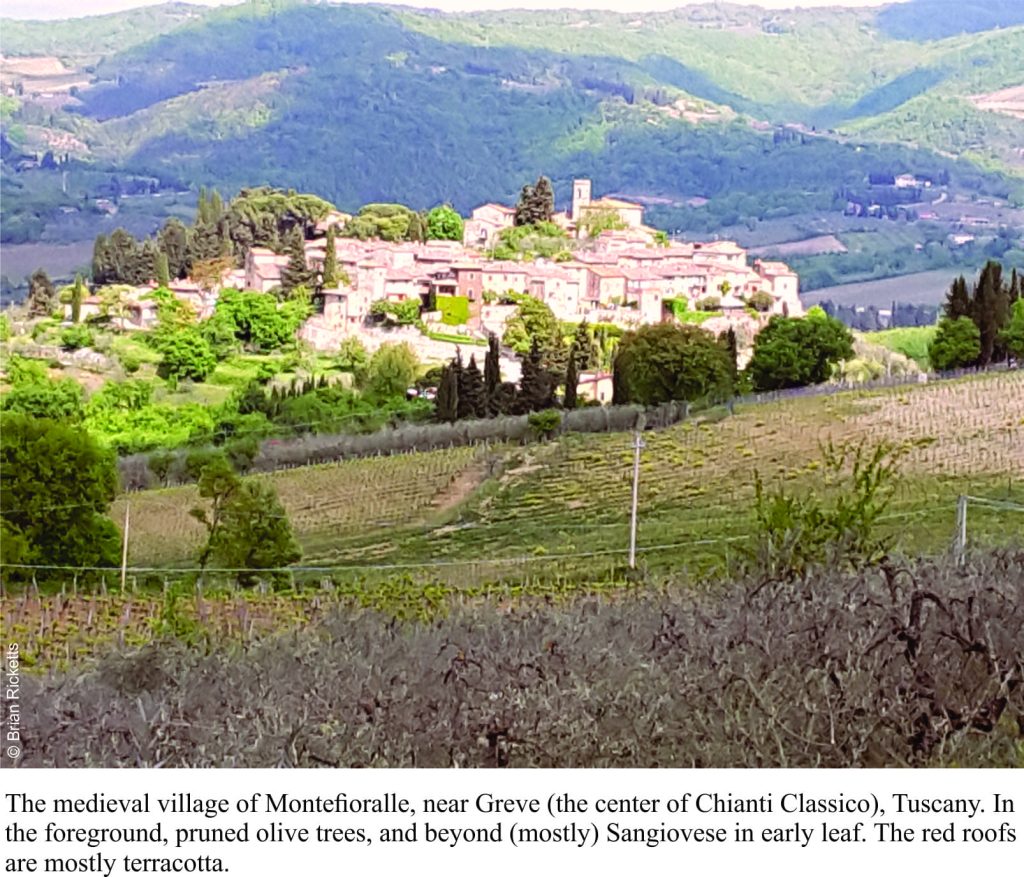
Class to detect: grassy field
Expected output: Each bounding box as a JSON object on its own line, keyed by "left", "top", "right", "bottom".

{"left": 863, "top": 325, "right": 937, "bottom": 368}
{"left": 114, "top": 371, "right": 1024, "bottom": 581}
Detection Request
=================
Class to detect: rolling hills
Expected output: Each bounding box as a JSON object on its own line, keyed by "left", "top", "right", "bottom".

{"left": 1, "top": 0, "right": 1022, "bottom": 244}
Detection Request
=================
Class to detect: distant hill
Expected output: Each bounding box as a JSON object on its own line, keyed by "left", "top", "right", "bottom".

{"left": 876, "top": 0, "right": 1024, "bottom": 40}
{"left": 1, "top": 0, "right": 1022, "bottom": 249}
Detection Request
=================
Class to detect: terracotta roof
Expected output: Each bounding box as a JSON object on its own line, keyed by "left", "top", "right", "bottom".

{"left": 573, "top": 252, "right": 619, "bottom": 264}
{"left": 586, "top": 265, "right": 626, "bottom": 279}
{"left": 473, "top": 203, "right": 515, "bottom": 215}
{"left": 620, "top": 267, "right": 663, "bottom": 281}
{"left": 698, "top": 240, "right": 744, "bottom": 253}
{"left": 757, "top": 261, "right": 794, "bottom": 275}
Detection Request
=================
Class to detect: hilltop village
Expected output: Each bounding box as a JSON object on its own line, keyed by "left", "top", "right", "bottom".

{"left": 69, "top": 180, "right": 801, "bottom": 370}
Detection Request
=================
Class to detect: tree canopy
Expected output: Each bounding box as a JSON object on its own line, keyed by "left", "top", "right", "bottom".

{"left": 0, "top": 414, "right": 121, "bottom": 571}
{"left": 746, "top": 309, "right": 854, "bottom": 391}
{"left": 502, "top": 294, "right": 564, "bottom": 368}
{"left": 928, "top": 316, "right": 981, "bottom": 371}
{"left": 426, "top": 204, "right": 464, "bottom": 241}
{"left": 190, "top": 455, "right": 301, "bottom": 587}
{"left": 514, "top": 176, "right": 555, "bottom": 227}
{"left": 364, "top": 342, "right": 419, "bottom": 400}
{"left": 612, "top": 323, "right": 734, "bottom": 405}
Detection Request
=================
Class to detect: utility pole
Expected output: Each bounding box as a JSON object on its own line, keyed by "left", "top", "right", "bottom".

{"left": 628, "top": 427, "right": 645, "bottom": 569}
{"left": 954, "top": 495, "right": 967, "bottom": 566}
{"left": 120, "top": 501, "right": 131, "bottom": 590}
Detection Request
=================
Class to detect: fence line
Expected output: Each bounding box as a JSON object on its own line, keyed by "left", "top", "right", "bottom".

{"left": 0, "top": 504, "right": 1000, "bottom": 580}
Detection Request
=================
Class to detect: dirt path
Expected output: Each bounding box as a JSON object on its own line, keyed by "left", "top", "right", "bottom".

{"left": 431, "top": 458, "right": 493, "bottom": 514}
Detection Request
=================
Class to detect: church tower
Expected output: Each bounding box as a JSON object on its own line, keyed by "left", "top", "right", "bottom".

{"left": 572, "top": 179, "right": 592, "bottom": 222}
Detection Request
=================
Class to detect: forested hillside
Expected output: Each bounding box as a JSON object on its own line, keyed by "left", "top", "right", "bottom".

{"left": 1, "top": 0, "right": 1022, "bottom": 262}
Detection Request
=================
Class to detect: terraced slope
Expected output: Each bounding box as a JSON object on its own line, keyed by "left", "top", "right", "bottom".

{"left": 117, "top": 372, "right": 1024, "bottom": 582}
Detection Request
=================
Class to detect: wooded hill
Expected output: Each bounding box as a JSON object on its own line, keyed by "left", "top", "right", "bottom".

{"left": 2, "top": 0, "right": 1022, "bottom": 244}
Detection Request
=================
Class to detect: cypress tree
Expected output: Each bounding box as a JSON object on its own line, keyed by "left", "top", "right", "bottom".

{"left": 484, "top": 333, "right": 501, "bottom": 415}
{"left": 158, "top": 217, "right": 190, "bottom": 279}
{"left": 197, "top": 187, "right": 210, "bottom": 225}
{"left": 514, "top": 176, "right": 556, "bottom": 227}
{"left": 156, "top": 251, "right": 171, "bottom": 288}
{"left": 532, "top": 176, "right": 555, "bottom": 224}
{"left": 725, "top": 326, "right": 739, "bottom": 385}
{"left": 70, "top": 274, "right": 85, "bottom": 323}
{"left": 514, "top": 182, "right": 535, "bottom": 227}
{"left": 943, "top": 275, "right": 971, "bottom": 321}
{"left": 91, "top": 234, "right": 112, "bottom": 286}
{"left": 974, "top": 261, "right": 1009, "bottom": 365}
{"left": 570, "top": 320, "right": 599, "bottom": 371}
{"left": 322, "top": 227, "right": 338, "bottom": 288}
{"left": 407, "top": 212, "right": 426, "bottom": 243}
{"left": 134, "top": 239, "right": 160, "bottom": 286}
{"left": 564, "top": 350, "right": 579, "bottom": 410}
{"left": 210, "top": 189, "right": 224, "bottom": 223}
{"left": 458, "top": 355, "right": 485, "bottom": 419}
{"left": 27, "top": 269, "right": 57, "bottom": 317}
{"left": 518, "top": 337, "right": 554, "bottom": 413}
{"left": 435, "top": 362, "right": 459, "bottom": 423}
{"left": 280, "top": 226, "right": 312, "bottom": 294}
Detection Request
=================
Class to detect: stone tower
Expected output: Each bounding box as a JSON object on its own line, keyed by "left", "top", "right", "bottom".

{"left": 572, "top": 179, "right": 592, "bottom": 222}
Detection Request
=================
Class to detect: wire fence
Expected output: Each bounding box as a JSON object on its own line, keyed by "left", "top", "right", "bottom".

{"left": 3, "top": 500, "right": 1018, "bottom": 595}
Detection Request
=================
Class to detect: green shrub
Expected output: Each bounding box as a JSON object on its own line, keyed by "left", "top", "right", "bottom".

{"left": 120, "top": 353, "right": 142, "bottom": 374}
{"left": 928, "top": 317, "right": 980, "bottom": 371}
{"left": 370, "top": 299, "right": 420, "bottom": 325}
{"left": 184, "top": 447, "right": 229, "bottom": 482}
{"left": 59, "top": 325, "right": 95, "bottom": 351}
{"left": 751, "top": 440, "right": 905, "bottom": 578}
{"left": 0, "top": 376, "right": 85, "bottom": 422}
{"left": 528, "top": 408, "right": 561, "bottom": 439}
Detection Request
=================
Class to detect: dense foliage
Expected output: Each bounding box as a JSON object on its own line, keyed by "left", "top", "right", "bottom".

{"left": 0, "top": 415, "right": 121, "bottom": 571}
{"left": 746, "top": 308, "right": 854, "bottom": 391}
{"left": 425, "top": 204, "right": 464, "bottom": 242}
{"left": 191, "top": 455, "right": 301, "bottom": 587}
{"left": 939, "top": 261, "right": 1021, "bottom": 367}
{"left": 928, "top": 316, "right": 981, "bottom": 371}
{"left": 612, "top": 323, "right": 734, "bottom": 406}
{"left": 90, "top": 187, "right": 333, "bottom": 286}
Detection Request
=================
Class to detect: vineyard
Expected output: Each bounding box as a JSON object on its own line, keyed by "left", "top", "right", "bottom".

{"left": 114, "top": 370, "right": 1024, "bottom": 578}
{"left": 3, "top": 371, "right": 1022, "bottom": 673}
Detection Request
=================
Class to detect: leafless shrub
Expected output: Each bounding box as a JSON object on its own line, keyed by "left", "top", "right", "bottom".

{"left": 116, "top": 401, "right": 695, "bottom": 487}
{"left": 9, "top": 550, "right": 1021, "bottom": 769}
{"left": 117, "top": 454, "right": 156, "bottom": 491}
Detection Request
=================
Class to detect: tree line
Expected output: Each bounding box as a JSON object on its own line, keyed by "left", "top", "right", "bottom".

{"left": 818, "top": 300, "right": 939, "bottom": 331}
{"left": 929, "top": 262, "right": 1024, "bottom": 370}
{"left": 89, "top": 188, "right": 468, "bottom": 290}
{"left": 432, "top": 306, "right": 856, "bottom": 427}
